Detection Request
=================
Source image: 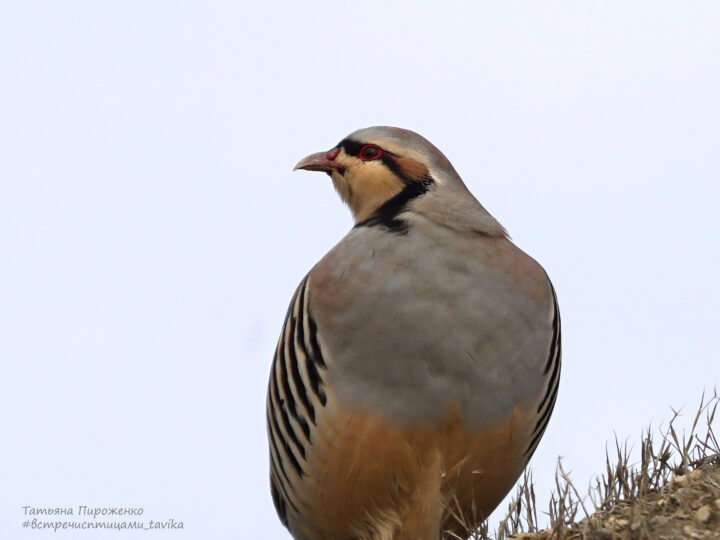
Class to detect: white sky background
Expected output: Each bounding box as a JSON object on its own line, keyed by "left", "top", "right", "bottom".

{"left": 1, "top": 2, "right": 719, "bottom": 538}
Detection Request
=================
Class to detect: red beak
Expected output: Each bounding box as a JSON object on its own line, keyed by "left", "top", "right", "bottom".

{"left": 293, "top": 149, "right": 344, "bottom": 174}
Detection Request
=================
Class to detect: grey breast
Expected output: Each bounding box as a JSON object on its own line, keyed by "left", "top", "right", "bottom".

{"left": 309, "top": 214, "right": 555, "bottom": 429}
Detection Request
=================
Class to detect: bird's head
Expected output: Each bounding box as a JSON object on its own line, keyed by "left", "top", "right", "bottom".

{"left": 294, "top": 126, "right": 506, "bottom": 236}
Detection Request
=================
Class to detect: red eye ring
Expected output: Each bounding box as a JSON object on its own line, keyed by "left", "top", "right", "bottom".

{"left": 358, "top": 144, "right": 384, "bottom": 161}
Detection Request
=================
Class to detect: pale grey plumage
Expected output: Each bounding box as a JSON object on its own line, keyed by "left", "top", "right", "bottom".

{"left": 310, "top": 215, "right": 553, "bottom": 427}
{"left": 267, "top": 127, "right": 561, "bottom": 540}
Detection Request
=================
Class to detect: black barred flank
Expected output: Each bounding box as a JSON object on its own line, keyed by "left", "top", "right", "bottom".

{"left": 267, "top": 411, "right": 291, "bottom": 484}
{"left": 267, "top": 421, "right": 302, "bottom": 509}
{"left": 537, "top": 345, "right": 561, "bottom": 414}
{"left": 268, "top": 392, "right": 304, "bottom": 475}
{"left": 525, "top": 281, "right": 562, "bottom": 457}
{"left": 267, "top": 275, "right": 332, "bottom": 525}
{"left": 538, "top": 283, "right": 561, "bottom": 413}
{"left": 287, "top": 314, "right": 316, "bottom": 425}
{"left": 305, "top": 356, "right": 326, "bottom": 406}
{"left": 533, "top": 377, "right": 560, "bottom": 436}
{"left": 270, "top": 358, "right": 306, "bottom": 460}
{"left": 267, "top": 408, "right": 303, "bottom": 516}
{"left": 276, "top": 343, "right": 297, "bottom": 419}
{"left": 524, "top": 390, "right": 558, "bottom": 458}
{"left": 277, "top": 338, "right": 311, "bottom": 441}
{"left": 296, "top": 285, "right": 326, "bottom": 405}
{"left": 306, "top": 313, "right": 327, "bottom": 370}
{"left": 269, "top": 456, "right": 300, "bottom": 514}
{"left": 543, "top": 288, "right": 561, "bottom": 375}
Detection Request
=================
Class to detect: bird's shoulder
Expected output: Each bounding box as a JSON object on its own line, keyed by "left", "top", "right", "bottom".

{"left": 306, "top": 214, "right": 554, "bottom": 316}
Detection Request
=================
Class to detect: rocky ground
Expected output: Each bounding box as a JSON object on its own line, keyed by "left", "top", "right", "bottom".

{"left": 510, "top": 460, "right": 720, "bottom": 539}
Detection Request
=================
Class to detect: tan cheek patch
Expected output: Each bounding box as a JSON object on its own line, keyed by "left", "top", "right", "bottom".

{"left": 393, "top": 156, "right": 429, "bottom": 181}
{"left": 349, "top": 166, "right": 405, "bottom": 222}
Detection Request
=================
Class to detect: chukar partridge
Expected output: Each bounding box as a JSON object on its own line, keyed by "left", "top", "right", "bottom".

{"left": 267, "top": 127, "right": 561, "bottom": 540}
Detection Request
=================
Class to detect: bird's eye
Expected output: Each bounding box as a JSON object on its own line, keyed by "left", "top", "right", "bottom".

{"left": 358, "top": 144, "right": 383, "bottom": 161}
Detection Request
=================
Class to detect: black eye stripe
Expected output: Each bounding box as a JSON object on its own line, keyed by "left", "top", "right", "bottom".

{"left": 340, "top": 139, "right": 363, "bottom": 157}
{"left": 339, "top": 138, "right": 424, "bottom": 184}
{"left": 340, "top": 139, "right": 396, "bottom": 158}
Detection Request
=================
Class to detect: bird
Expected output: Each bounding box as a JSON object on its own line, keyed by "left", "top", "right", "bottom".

{"left": 266, "top": 126, "right": 561, "bottom": 540}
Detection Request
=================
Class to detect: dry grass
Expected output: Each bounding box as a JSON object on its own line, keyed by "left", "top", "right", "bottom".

{"left": 446, "top": 390, "right": 720, "bottom": 540}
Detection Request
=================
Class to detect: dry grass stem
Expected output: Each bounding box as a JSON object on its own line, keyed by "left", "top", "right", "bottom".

{"left": 442, "top": 389, "right": 720, "bottom": 540}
